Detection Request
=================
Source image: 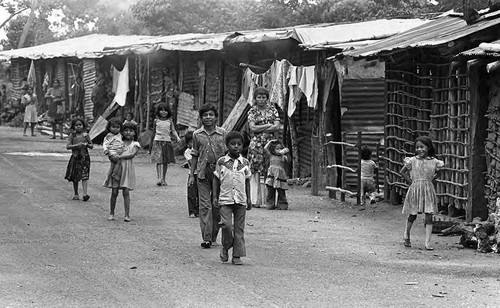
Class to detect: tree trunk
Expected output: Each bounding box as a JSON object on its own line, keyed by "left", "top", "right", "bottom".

{"left": 18, "top": 0, "right": 39, "bottom": 49}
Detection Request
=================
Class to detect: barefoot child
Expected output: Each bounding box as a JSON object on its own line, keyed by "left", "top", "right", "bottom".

{"left": 214, "top": 131, "right": 252, "bottom": 265}
{"left": 103, "top": 118, "right": 124, "bottom": 181}
{"left": 360, "top": 146, "right": 378, "bottom": 206}
{"left": 400, "top": 135, "right": 444, "bottom": 250}
{"left": 65, "top": 118, "right": 93, "bottom": 201}
{"left": 264, "top": 139, "right": 289, "bottom": 210}
{"left": 149, "top": 102, "right": 180, "bottom": 186}
{"left": 103, "top": 122, "right": 141, "bottom": 222}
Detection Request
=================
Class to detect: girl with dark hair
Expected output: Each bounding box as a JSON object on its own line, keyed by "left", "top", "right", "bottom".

{"left": 65, "top": 118, "right": 93, "bottom": 201}
{"left": 103, "top": 122, "right": 140, "bottom": 222}
{"left": 149, "top": 102, "right": 180, "bottom": 186}
{"left": 399, "top": 135, "right": 444, "bottom": 250}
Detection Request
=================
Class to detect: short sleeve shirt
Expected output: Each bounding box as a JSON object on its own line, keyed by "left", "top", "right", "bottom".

{"left": 214, "top": 154, "right": 252, "bottom": 206}
{"left": 191, "top": 126, "right": 227, "bottom": 179}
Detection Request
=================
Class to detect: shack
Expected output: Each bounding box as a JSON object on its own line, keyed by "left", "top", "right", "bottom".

{"left": 456, "top": 39, "right": 500, "bottom": 216}
{"left": 338, "top": 10, "right": 500, "bottom": 221}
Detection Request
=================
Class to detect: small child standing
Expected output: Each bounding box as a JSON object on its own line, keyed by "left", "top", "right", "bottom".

{"left": 123, "top": 112, "right": 137, "bottom": 125}
{"left": 65, "top": 118, "right": 93, "bottom": 201}
{"left": 360, "top": 146, "right": 378, "bottom": 206}
{"left": 103, "top": 122, "right": 141, "bottom": 222}
{"left": 400, "top": 135, "right": 444, "bottom": 250}
{"left": 184, "top": 131, "right": 199, "bottom": 218}
{"left": 103, "top": 118, "right": 124, "bottom": 181}
{"left": 214, "top": 131, "right": 252, "bottom": 265}
{"left": 264, "top": 139, "right": 289, "bottom": 210}
{"left": 149, "top": 102, "right": 180, "bottom": 186}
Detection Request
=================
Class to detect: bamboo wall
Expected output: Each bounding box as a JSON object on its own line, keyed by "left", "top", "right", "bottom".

{"left": 484, "top": 71, "right": 500, "bottom": 213}
{"left": 82, "top": 59, "right": 96, "bottom": 122}
{"left": 385, "top": 53, "right": 470, "bottom": 212}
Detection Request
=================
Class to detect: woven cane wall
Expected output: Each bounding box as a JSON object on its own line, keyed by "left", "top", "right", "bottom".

{"left": 484, "top": 72, "right": 500, "bottom": 213}
{"left": 385, "top": 56, "right": 469, "bottom": 210}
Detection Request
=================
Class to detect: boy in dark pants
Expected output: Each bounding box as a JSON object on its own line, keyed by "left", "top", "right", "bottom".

{"left": 188, "top": 104, "right": 227, "bottom": 249}
{"left": 184, "top": 131, "right": 198, "bottom": 218}
{"left": 214, "top": 131, "right": 252, "bottom": 265}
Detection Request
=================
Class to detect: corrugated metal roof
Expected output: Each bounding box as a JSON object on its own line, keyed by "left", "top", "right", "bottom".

{"left": 0, "top": 34, "right": 155, "bottom": 60}
{"left": 0, "top": 18, "right": 432, "bottom": 60}
{"left": 339, "top": 10, "right": 500, "bottom": 58}
{"left": 294, "top": 19, "right": 430, "bottom": 50}
{"left": 103, "top": 32, "right": 229, "bottom": 55}
{"left": 458, "top": 39, "right": 500, "bottom": 58}
{"left": 225, "top": 19, "right": 429, "bottom": 50}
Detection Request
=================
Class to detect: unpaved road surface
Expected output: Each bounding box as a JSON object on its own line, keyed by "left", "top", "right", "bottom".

{"left": 0, "top": 126, "right": 498, "bottom": 307}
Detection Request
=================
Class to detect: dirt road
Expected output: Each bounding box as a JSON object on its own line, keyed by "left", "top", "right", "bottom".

{"left": 0, "top": 126, "right": 498, "bottom": 307}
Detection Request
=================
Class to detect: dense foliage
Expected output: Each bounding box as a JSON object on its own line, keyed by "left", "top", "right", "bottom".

{"left": 0, "top": 0, "right": 465, "bottom": 50}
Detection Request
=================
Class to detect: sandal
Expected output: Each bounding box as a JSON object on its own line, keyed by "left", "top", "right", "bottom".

{"left": 404, "top": 238, "right": 411, "bottom": 247}
{"left": 161, "top": 181, "right": 167, "bottom": 186}
{"left": 124, "top": 217, "right": 131, "bottom": 222}
{"left": 425, "top": 245, "right": 434, "bottom": 251}
{"left": 72, "top": 195, "right": 80, "bottom": 200}
{"left": 82, "top": 195, "right": 90, "bottom": 202}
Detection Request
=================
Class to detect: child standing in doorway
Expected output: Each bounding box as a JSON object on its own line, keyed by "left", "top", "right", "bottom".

{"left": 65, "top": 118, "right": 93, "bottom": 201}
{"left": 214, "top": 131, "right": 252, "bottom": 265}
{"left": 123, "top": 112, "right": 137, "bottom": 125}
{"left": 103, "top": 118, "right": 124, "bottom": 181}
{"left": 360, "top": 146, "right": 378, "bottom": 206}
{"left": 400, "top": 135, "right": 444, "bottom": 250}
{"left": 103, "top": 122, "right": 141, "bottom": 222}
{"left": 264, "top": 139, "right": 289, "bottom": 210}
{"left": 149, "top": 102, "right": 180, "bottom": 186}
{"left": 184, "top": 131, "right": 199, "bottom": 218}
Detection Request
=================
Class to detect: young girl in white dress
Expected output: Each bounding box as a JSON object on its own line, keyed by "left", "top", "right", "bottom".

{"left": 104, "top": 122, "right": 141, "bottom": 222}
{"left": 400, "top": 136, "right": 444, "bottom": 250}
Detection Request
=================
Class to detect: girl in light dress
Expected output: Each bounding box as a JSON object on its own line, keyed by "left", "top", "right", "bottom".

{"left": 264, "top": 139, "right": 289, "bottom": 210}
{"left": 22, "top": 86, "right": 38, "bottom": 137}
{"left": 65, "top": 118, "right": 93, "bottom": 201}
{"left": 149, "top": 102, "right": 180, "bottom": 186}
{"left": 103, "top": 122, "right": 141, "bottom": 222}
{"left": 400, "top": 136, "right": 444, "bottom": 251}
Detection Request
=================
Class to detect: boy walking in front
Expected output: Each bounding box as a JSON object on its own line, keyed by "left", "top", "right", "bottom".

{"left": 214, "top": 131, "right": 252, "bottom": 265}
{"left": 189, "top": 104, "right": 227, "bottom": 249}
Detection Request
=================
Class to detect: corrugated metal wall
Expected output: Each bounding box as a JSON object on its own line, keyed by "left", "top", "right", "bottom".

{"left": 341, "top": 78, "right": 386, "bottom": 190}
{"left": 82, "top": 59, "right": 96, "bottom": 121}
{"left": 292, "top": 96, "right": 313, "bottom": 177}
{"left": 222, "top": 64, "right": 241, "bottom": 122}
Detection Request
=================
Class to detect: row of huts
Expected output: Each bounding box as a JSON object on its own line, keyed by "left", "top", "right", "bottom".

{"left": 4, "top": 11, "right": 500, "bottom": 221}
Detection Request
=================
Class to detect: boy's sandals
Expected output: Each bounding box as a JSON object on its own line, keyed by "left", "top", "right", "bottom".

{"left": 403, "top": 238, "right": 411, "bottom": 247}
{"left": 156, "top": 181, "right": 162, "bottom": 186}
{"left": 82, "top": 195, "right": 90, "bottom": 202}
{"left": 425, "top": 244, "right": 434, "bottom": 251}
{"left": 161, "top": 181, "right": 168, "bottom": 186}
{"left": 107, "top": 215, "right": 115, "bottom": 221}
{"left": 72, "top": 195, "right": 80, "bottom": 200}
{"left": 124, "top": 217, "right": 131, "bottom": 222}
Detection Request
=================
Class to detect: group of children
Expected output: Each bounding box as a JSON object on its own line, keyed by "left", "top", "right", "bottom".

{"left": 63, "top": 96, "right": 444, "bottom": 265}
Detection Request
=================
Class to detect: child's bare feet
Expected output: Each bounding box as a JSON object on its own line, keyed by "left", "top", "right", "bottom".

{"left": 72, "top": 195, "right": 79, "bottom": 200}
{"left": 107, "top": 214, "right": 115, "bottom": 221}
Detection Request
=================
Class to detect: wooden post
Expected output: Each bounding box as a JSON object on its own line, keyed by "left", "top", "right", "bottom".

{"left": 357, "top": 131, "right": 362, "bottom": 205}
{"left": 311, "top": 133, "right": 319, "bottom": 196}
{"left": 341, "top": 132, "right": 346, "bottom": 202}
{"left": 146, "top": 56, "right": 151, "bottom": 132}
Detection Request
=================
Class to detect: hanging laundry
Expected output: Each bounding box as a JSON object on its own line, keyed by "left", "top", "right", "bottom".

{"left": 287, "top": 65, "right": 302, "bottom": 117}
{"left": 112, "top": 59, "right": 129, "bottom": 107}
{"left": 270, "top": 59, "right": 291, "bottom": 109}
{"left": 27, "top": 60, "right": 36, "bottom": 87}
{"left": 298, "top": 65, "right": 318, "bottom": 109}
{"left": 112, "top": 66, "right": 120, "bottom": 93}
